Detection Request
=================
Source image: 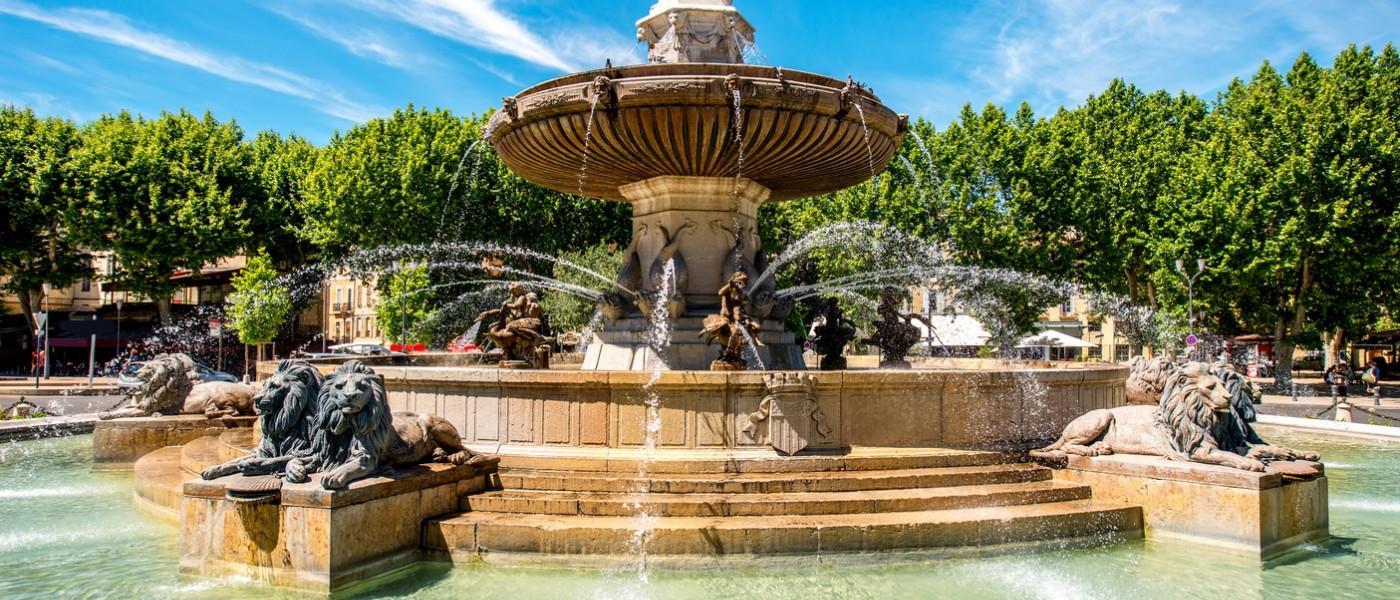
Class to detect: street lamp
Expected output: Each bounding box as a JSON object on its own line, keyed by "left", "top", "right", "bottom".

{"left": 42, "top": 282, "right": 52, "bottom": 380}
{"left": 115, "top": 298, "right": 123, "bottom": 367}
{"left": 1175, "top": 258, "right": 1207, "bottom": 357}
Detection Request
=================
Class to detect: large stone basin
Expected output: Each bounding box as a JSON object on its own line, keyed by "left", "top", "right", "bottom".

{"left": 488, "top": 63, "right": 906, "bottom": 201}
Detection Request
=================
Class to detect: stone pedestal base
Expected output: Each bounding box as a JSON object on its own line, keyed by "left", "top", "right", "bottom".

{"left": 180, "top": 460, "right": 498, "bottom": 594}
{"left": 1055, "top": 455, "right": 1328, "bottom": 558}
{"left": 93, "top": 415, "right": 255, "bottom": 469}
{"left": 584, "top": 317, "right": 803, "bottom": 371}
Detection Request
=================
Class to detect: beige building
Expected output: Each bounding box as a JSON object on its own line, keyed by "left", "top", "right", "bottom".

{"left": 325, "top": 273, "right": 383, "bottom": 345}
{"left": 909, "top": 286, "right": 1130, "bottom": 361}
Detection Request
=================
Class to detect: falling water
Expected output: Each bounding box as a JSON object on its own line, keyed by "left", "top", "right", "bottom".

{"left": 578, "top": 91, "right": 603, "bottom": 197}
{"left": 624, "top": 258, "right": 675, "bottom": 582}
{"left": 730, "top": 85, "right": 746, "bottom": 197}
{"left": 738, "top": 326, "right": 766, "bottom": 370}
{"left": 851, "top": 101, "right": 882, "bottom": 202}
{"left": 436, "top": 140, "right": 484, "bottom": 239}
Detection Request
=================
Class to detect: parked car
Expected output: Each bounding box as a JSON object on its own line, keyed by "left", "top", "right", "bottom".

{"left": 116, "top": 360, "right": 239, "bottom": 392}
{"left": 327, "top": 343, "right": 398, "bottom": 357}
{"left": 447, "top": 334, "right": 482, "bottom": 353}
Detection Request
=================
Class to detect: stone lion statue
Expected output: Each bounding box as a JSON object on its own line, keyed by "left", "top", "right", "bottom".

{"left": 287, "top": 360, "right": 485, "bottom": 490}
{"left": 1125, "top": 355, "right": 1174, "bottom": 405}
{"left": 200, "top": 360, "right": 324, "bottom": 480}
{"left": 1030, "top": 363, "right": 1317, "bottom": 472}
{"left": 100, "top": 353, "right": 255, "bottom": 420}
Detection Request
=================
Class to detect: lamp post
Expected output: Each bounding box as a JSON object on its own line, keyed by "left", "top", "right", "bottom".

{"left": 1175, "top": 258, "right": 1207, "bottom": 358}
{"left": 115, "top": 298, "right": 123, "bottom": 368}
{"left": 42, "top": 282, "right": 52, "bottom": 380}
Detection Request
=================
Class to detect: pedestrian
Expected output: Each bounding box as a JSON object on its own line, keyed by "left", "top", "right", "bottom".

{"left": 1363, "top": 358, "right": 1383, "bottom": 406}
{"left": 1325, "top": 359, "right": 1351, "bottom": 405}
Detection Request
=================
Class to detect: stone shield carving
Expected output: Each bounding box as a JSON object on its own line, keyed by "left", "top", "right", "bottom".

{"left": 743, "top": 373, "right": 831, "bottom": 455}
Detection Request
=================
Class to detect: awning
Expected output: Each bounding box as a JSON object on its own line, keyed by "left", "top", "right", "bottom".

{"left": 1017, "top": 330, "right": 1094, "bottom": 349}
{"left": 916, "top": 315, "right": 991, "bottom": 347}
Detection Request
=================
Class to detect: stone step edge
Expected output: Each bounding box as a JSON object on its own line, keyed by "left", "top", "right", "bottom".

{"left": 465, "top": 481, "right": 1093, "bottom": 517}
{"left": 178, "top": 435, "right": 225, "bottom": 477}
{"left": 475, "top": 479, "right": 1087, "bottom": 505}
{"left": 133, "top": 445, "right": 189, "bottom": 519}
{"left": 424, "top": 500, "right": 1145, "bottom": 555}
{"left": 487, "top": 448, "right": 1023, "bottom": 474}
{"left": 497, "top": 463, "right": 1050, "bottom": 492}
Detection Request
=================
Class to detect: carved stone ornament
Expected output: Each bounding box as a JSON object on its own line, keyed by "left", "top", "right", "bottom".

{"left": 743, "top": 373, "right": 832, "bottom": 455}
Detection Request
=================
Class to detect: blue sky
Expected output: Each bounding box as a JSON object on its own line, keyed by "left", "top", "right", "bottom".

{"left": 2, "top": 0, "right": 1397, "bottom": 143}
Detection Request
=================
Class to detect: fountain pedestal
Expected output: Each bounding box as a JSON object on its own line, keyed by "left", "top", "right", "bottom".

{"left": 587, "top": 175, "right": 803, "bottom": 370}
{"left": 1056, "top": 455, "right": 1328, "bottom": 558}
{"left": 180, "top": 460, "right": 498, "bottom": 594}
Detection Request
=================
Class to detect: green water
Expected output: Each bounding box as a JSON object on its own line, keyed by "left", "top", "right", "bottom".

{"left": 1, "top": 427, "right": 1396, "bottom": 599}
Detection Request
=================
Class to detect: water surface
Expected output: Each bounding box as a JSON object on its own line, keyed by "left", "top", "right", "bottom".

{"left": 0, "top": 427, "right": 1395, "bottom": 599}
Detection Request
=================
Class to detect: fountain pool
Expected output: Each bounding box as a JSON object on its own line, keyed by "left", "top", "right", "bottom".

{"left": 2, "top": 427, "right": 1395, "bottom": 599}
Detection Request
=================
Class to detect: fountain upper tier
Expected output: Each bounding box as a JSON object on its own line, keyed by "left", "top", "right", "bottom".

{"left": 487, "top": 63, "right": 908, "bottom": 202}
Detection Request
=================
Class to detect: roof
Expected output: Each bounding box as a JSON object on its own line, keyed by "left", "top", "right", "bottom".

{"left": 1017, "top": 329, "right": 1095, "bottom": 349}
{"left": 915, "top": 315, "right": 991, "bottom": 347}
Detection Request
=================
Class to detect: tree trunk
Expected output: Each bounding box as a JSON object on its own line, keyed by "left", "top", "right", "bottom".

{"left": 1326, "top": 327, "right": 1346, "bottom": 367}
{"left": 157, "top": 297, "right": 175, "bottom": 325}
{"left": 15, "top": 288, "right": 38, "bottom": 335}
{"left": 1273, "top": 313, "right": 1292, "bottom": 386}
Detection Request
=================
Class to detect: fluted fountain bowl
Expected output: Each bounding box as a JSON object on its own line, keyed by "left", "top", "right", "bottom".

{"left": 488, "top": 63, "right": 908, "bottom": 202}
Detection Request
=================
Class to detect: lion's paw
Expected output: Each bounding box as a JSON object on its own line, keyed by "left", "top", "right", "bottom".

{"left": 1242, "top": 459, "right": 1267, "bottom": 472}
{"left": 285, "top": 460, "right": 309, "bottom": 484}
{"left": 322, "top": 472, "right": 349, "bottom": 490}
{"left": 445, "top": 451, "right": 470, "bottom": 466}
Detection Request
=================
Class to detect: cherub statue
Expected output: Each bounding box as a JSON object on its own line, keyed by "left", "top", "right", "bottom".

{"left": 863, "top": 286, "right": 930, "bottom": 369}
{"left": 809, "top": 298, "right": 858, "bottom": 370}
{"left": 700, "top": 271, "right": 763, "bottom": 371}
{"left": 476, "top": 284, "right": 553, "bottom": 368}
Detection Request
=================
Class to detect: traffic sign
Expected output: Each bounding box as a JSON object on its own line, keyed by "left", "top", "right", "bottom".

{"left": 208, "top": 318, "right": 223, "bottom": 336}
{"left": 1185, "top": 334, "right": 1200, "bottom": 346}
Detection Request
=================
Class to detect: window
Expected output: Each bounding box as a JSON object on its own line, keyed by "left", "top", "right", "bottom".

{"left": 1060, "top": 299, "right": 1074, "bottom": 315}
{"left": 81, "top": 278, "right": 91, "bottom": 292}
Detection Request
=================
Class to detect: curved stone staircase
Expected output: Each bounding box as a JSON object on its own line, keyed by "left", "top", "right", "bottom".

{"left": 133, "top": 435, "right": 1142, "bottom": 558}
{"left": 425, "top": 447, "right": 1143, "bottom": 557}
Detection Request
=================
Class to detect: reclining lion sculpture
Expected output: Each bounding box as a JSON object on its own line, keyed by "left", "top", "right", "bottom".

{"left": 1125, "top": 355, "right": 1174, "bottom": 405}
{"left": 200, "top": 360, "right": 324, "bottom": 480}
{"left": 100, "top": 353, "right": 255, "bottom": 420}
{"left": 1031, "top": 363, "right": 1318, "bottom": 472}
{"left": 287, "top": 360, "right": 487, "bottom": 490}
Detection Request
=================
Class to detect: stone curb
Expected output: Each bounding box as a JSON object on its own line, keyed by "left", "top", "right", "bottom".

{"left": 1257, "top": 414, "right": 1400, "bottom": 440}
{"left": 0, "top": 414, "right": 98, "bottom": 442}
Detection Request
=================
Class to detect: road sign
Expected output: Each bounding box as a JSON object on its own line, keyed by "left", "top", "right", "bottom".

{"left": 1186, "top": 334, "right": 1200, "bottom": 346}
{"left": 208, "top": 318, "right": 222, "bottom": 336}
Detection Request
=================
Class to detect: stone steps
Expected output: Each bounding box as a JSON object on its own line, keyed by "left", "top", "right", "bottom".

{"left": 426, "top": 500, "right": 1143, "bottom": 556}
{"left": 179, "top": 435, "right": 224, "bottom": 477}
{"left": 466, "top": 480, "right": 1092, "bottom": 517}
{"left": 132, "top": 445, "right": 188, "bottom": 521}
{"left": 498, "top": 463, "right": 1050, "bottom": 494}
{"left": 482, "top": 445, "right": 1019, "bottom": 474}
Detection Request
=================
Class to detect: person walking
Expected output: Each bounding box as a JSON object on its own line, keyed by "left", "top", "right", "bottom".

{"left": 1363, "top": 358, "right": 1383, "bottom": 406}
{"left": 1325, "top": 359, "right": 1351, "bottom": 405}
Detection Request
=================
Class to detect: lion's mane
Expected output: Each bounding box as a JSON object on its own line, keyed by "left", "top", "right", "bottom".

{"left": 1125, "top": 355, "right": 1174, "bottom": 405}
{"left": 304, "top": 360, "right": 394, "bottom": 475}
{"left": 132, "top": 354, "right": 197, "bottom": 414}
{"left": 253, "top": 360, "right": 324, "bottom": 460}
{"left": 1153, "top": 364, "right": 1225, "bottom": 461}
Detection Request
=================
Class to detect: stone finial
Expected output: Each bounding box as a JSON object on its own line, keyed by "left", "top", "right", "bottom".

{"left": 637, "top": 0, "right": 754, "bottom": 64}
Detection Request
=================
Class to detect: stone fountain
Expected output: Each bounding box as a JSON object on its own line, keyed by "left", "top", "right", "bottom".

{"left": 115, "top": 2, "right": 1327, "bottom": 594}
{"left": 488, "top": 0, "right": 906, "bottom": 370}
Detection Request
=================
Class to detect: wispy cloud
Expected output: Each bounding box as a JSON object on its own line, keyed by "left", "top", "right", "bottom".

{"left": 350, "top": 0, "right": 573, "bottom": 72}
{"left": 265, "top": 5, "right": 417, "bottom": 70}
{"left": 19, "top": 50, "right": 80, "bottom": 75}
{"left": 0, "top": 0, "right": 380, "bottom": 122}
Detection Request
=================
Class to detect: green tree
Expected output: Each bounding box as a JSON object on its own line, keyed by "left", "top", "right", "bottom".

{"left": 375, "top": 265, "right": 433, "bottom": 346}
{"left": 538, "top": 242, "right": 623, "bottom": 333}
{"left": 226, "top": 250, "right": 292, "bottom": 364}
{"left": 248, "top": 131, "right": 319, "bottom": 269}
{"left": 66, "top": 110, "right": 253, "bottom": 323}
{"left": 300, "top": 106, "right": 628, "bottom": 256}
{"left": 1160, "top": 47, "right": 1400, "bottom": 380}
{"left": 0, "top": 106, "right": 92, "bottom": 333}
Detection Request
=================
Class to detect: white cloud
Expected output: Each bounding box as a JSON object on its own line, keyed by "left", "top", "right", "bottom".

{"left": 265, "top": 5, "right": 417, "bottom": 70}
{"left": 350, "top": 0, "right": 576, "bottom": 72}
{"left": 0, "top": 0, "right": 380, "bottom": 122}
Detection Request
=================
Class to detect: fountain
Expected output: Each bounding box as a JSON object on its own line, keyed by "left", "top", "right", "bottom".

{"left": 90, "top": 0, "right": 1328, "bottom": 594}
{"left": 487, "top": 0, "right": 906, "bottom": 370}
